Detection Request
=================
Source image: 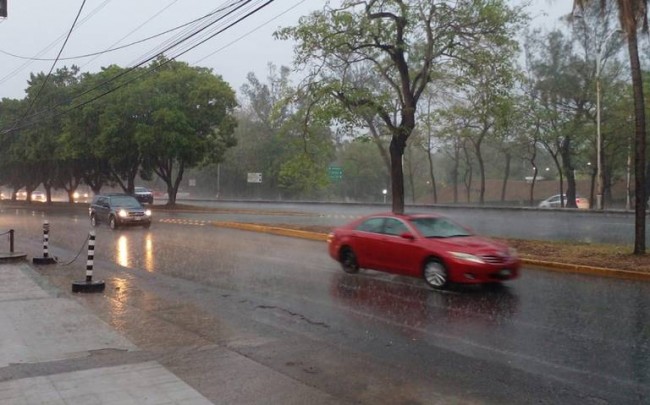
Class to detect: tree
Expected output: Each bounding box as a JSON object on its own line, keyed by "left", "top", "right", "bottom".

{"left": 276, "top": 0, "right": 524, "bottom": 214}
{"left": 94, "top": 65, "right": 149, "bottom": 194}
{"left": 573, "top": 0, "right": 648, "bottom": 254}
{"left": 526, "top": 29, "right": 596, "bottom": 208}
{"left": 137, "top": 59, "right": 238, "bottom": 206}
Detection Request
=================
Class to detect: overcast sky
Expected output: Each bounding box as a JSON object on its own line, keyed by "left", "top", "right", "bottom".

{"left": 0, "top": 0, "right": 569, "bottom": 101}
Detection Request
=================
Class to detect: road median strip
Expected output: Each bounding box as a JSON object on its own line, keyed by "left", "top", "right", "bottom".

{"left": 211, "top": 221, "right": 650, "bottom": 281}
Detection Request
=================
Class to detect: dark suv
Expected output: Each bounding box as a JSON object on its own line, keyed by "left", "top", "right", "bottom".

{"left": 133, "top": 186, "right": 154, "bottom": 204}
{"left": 89, "top": 194, "right": 152, "bottom": 229}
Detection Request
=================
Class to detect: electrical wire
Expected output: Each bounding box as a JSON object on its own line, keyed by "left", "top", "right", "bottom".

{"left": 194, "top": 0, "right": 306, "bottom": 65}
{"left": 77, "top": 0, "right": 180, "bottom": 70}
{"left": 127, "top": 0, "right": 249, "bottom": 67}
{"left": 0, "top": 0, "right": 112, "bottom": 86}
{"left": 67, "top": 0, "right": 275, "bottom": 113}
{"left": 3, "top": 0, "right": 245, "bottom": 131}
{"left": 0, "top": 0, "right": 230, "bottom": 63}
{"left": 18, "top": 0, "right": 88, "bottom": 132}
{"left": 2, "top": 0, "right": 273, "bottom": 134}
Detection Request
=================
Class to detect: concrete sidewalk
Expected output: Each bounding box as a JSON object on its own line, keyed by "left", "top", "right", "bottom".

{"left": 0, "top": 261, "right": 212, "bottom": 405}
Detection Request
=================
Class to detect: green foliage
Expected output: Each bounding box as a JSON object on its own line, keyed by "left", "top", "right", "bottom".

{"left": 276, "top": 0, "right": 525, "bottom": 211}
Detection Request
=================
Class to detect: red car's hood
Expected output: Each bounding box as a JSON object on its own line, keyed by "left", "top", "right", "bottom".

{"left": 422, "top": 235, "right": 510, "bottom": 255}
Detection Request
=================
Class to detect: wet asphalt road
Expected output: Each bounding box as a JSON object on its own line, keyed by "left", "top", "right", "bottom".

{"left": 1, "top": 207, "right": 649, "bottom": 403}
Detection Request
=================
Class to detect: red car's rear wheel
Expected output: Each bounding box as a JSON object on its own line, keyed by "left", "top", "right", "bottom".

{"left": 340, "top": 248, "right": 359, "bottom": 274}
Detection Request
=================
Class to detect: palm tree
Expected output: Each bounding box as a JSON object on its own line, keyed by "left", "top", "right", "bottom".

{"left": 574, "top": 0, "right": 647, "bottom": 254}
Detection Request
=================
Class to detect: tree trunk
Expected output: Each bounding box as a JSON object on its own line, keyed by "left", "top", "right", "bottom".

{"left": 427, "top": 149, "right": 437, "bottom": 204}
{"left": 529, "top": 167, "right": 538, "bottom": 207}
{"left": 452, "top": 140, "right": 460, "bottom": 203}
{"left": 589, "top": 167, "right": 596, "bottom": 209}
{"left": 561, "top": 137, "right": 577, "bottom": 209}
{"left": 474, "top": 138, "right": 486, "bottom": 205}
{"left": 501, "top": 153, "right": 511, "bottom": 202}
{"left": 389, "top": 135, "right": 406, "bottom": 214}
{"left": 528, "top": 141, "right": 538, "bottom": 207}
{"left": 462, "top": 143, "right": 473, "bottom": 203}
{"left": 627, "top": 27, "right": 646, "bottom": 254}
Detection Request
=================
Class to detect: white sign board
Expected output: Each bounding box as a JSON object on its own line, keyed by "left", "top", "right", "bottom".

{"left": 188, "top": 178, "right": 196, "bottom": 187}
{"left": 247, "top": 173, "right": 262, "bottom": 183}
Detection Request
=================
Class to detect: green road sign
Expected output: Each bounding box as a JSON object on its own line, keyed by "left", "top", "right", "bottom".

{"left": 328, "top": 166, "right": 343, "bottom": 181}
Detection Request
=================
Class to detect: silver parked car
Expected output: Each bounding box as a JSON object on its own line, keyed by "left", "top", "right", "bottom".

{"left": 538, "top": 194, "right": 589, "bottom": 209}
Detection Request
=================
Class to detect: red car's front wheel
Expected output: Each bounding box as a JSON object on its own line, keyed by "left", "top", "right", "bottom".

{"left": 423, "top": 259, "right": 448, "bottom": 289}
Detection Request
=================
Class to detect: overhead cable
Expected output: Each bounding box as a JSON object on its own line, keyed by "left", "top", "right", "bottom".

{"left": 2, "top": 0, "right": 274, "bottom": 134}
{"left": 18, "top": 0, "right": 88, "bottom": 131}
{"left": 0, "top": 0, "right": 112, "bottom": 86}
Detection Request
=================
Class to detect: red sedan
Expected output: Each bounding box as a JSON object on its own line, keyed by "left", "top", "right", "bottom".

{"left": 327, "top": 212, "right": 520, "bottom": 289}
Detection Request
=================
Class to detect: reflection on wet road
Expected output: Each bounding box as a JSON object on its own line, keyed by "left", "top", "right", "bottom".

{"left": 1, "top": 208, "right": 649, "bottom": 403}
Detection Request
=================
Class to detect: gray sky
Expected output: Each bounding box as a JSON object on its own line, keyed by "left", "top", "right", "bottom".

{"left": 0, "top": 0, "right": 568, "bottom": 101}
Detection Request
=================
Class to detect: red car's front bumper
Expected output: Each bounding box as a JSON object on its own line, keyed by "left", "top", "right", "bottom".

{"left": 446, "top": 259, "right": 520, "bottom": 284}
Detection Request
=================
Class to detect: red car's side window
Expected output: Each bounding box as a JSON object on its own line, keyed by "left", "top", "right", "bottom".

{"left": 355, "top": 218, "right": 384, "bottom": 233}
{"left": 383, "top": 218, "right": 409, "bottom": 236}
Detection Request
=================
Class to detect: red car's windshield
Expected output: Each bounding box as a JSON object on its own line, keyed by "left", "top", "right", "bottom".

{"left": 409, "top": 217, "right": 472, "bottom": 238}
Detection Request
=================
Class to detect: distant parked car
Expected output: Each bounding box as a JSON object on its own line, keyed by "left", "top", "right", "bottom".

{"left": 73, "top": 190, "right": 91, "bottom": 203}
{"left": 133, "top": 187, "right": 154, "bottom": 204}
{"left": 89, "top": 194, "right": 152, "bottom": 229}
{"left": 31, "top": 191, "right": 46, "bottom": 202}
{"left": 538, "top": 194, "right": 589, "bottom": 209}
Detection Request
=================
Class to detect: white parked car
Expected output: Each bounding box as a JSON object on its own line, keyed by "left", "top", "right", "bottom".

{"left": 31, "top": 191, "right": 46, "bottom": 202}
{"left": 539, "top": 194, "right": 589, "bottom": 209}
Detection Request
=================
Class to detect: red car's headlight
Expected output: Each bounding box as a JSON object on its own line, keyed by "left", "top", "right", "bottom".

{"left": 449, "top": 252, "right": 485, "bottom": 264}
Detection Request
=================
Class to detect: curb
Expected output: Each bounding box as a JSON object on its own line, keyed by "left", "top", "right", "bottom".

{"left": 521, "top": 258, "right": 650, "bottom": 281}
{"left": 211, "top": 221, "right": 650, "bottom": 282}
{"left": 0, "top": 252, "right": 28, "bottom": 262}
{"left": 215, "top": 222, "right": 328, "bottom": 242}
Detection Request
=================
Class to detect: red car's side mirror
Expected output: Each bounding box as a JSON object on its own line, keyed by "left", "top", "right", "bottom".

{"left": 400, "top": 232, "right": 415, "bottom": 240}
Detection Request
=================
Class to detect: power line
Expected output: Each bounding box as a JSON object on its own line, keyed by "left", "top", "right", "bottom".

{"left": 194, "top": 0, "right": 306, "bottom": 65}
{"left": 8, "top": 0, "right": 245, "bottom": 130}
{"left": 0, "top": 0, "right": 231, "bottom": 63}
{"left": 19, "top": 0, "right": 88, "bottom": 131}
{"left": 2, "top": 0, "right": 274, "bottom": 134}
{"left": 78, "top": 0, "right": 180, "bottom": 69}
{"left": 0, "top": 0, "right": 112, "bottom": 87}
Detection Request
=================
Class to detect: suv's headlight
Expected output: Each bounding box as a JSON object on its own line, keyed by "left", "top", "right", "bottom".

{"left": 118, "top": 209, "right": 128, "bottom": 218}
{"left": 450, "top": 252, "right": 485, "bottom": 264}
{"left": 144, "top": 209, "right": 152, "bottom": 216}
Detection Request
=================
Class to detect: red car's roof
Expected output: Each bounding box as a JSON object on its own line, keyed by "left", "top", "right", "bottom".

{"left": 362, "top": 212, "right": 444, "bottom": 220}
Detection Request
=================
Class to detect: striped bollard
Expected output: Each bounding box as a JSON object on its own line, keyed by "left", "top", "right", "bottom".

{"left": 72, "top": 231, "right": 105, "bottom": 293}
{"left": 33, "top": 220, "right": 56, "bottom": 265}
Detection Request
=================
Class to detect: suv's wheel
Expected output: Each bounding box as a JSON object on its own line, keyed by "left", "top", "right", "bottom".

{"left": 109, "top": 215, "right": 118, "bottom": 230}
{"left": 340, "top": 248, "right": 359, "bottom": 274}
{"left": 90, "top": 214, "right": 97, "bottom": 227}
{"left": 423, "top": 258, "right": 448, "bottom": 289}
